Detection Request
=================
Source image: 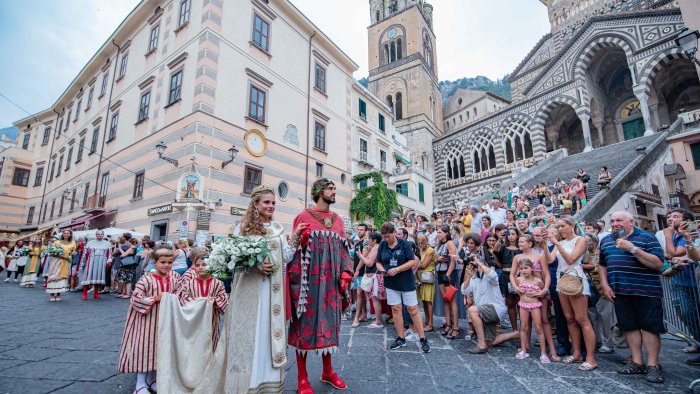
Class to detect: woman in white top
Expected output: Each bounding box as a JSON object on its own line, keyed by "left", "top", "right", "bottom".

{"left": 544, "top": 215, "right": 597, "bottom": 371}
{"left": 172, "top": 239, "right": 189, "bottom": 275}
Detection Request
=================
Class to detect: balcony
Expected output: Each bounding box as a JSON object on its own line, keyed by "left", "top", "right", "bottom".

{"left": 379, "top": 162, "right": 391, "bottom": 175}
{"left": 358, "top": 151, "right": 372, "bottom": 168}
{"left": 85, "top": 194, "right": 106, "bottom": 212}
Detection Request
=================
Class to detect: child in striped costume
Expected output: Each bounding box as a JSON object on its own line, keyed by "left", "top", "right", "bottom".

{"left": 118, "top": 248, "right": 180, "bottom": 394}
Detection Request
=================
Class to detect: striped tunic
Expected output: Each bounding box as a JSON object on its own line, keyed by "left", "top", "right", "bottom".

{"left": 80, "top": 240, "right": 112, "bottom": 286}
{"left": 118, "top": 272, "right": 180, "bottom": 373}
{"left": 178, "top": 276, "right": 228, "bottom": 349}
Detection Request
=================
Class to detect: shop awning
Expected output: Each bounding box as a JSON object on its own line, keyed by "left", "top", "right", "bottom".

{"left": 393, "top": 152, "right": 412, "bottom": 166}
{"left": 59, "top": 211, "right": 108, "bottom": 230}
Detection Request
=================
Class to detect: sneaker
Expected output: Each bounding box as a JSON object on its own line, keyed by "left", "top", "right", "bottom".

{"left": 3, "top": 278, "right": 9, "bottom": 283}
{"left": 598, "top": 345, "right": 614, "bottom": 354}
{"left": 367, "top": 323, "right": 384, "bottom": 328}
{"left": 405, "top": 332, "right": 419, "bottom": 342}
{"left": 420, "top": 338, "right": 431, "bottom": 353}
{"left": 390, "top": 337, "right": 406, "bottom": 350}
{"left": 644, "top": 365, "right": 663, "bottom": 384}
{"left": 686, "top": 354, "right": 700, "bottom": 366}
{"left": 14, "top": 279, "right": 19, "bottom": 283}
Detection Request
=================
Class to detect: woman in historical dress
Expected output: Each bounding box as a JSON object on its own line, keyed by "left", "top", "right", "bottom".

{"left": 20, "top": 238, "right": 43, "bottom": 287}
{"left": 46, "top": 230, "right": 77, "bottom": 302}
{"left": 118, "top": 248, "right": 180, "bottom": 394}
{"left": 80, "top": 230, "right": 112, "bottom": 300}
{"left": 4, "top": 240, "right": 26, "bottom": 283}
{"left": 218, "top": 184, "right": 302, "bottom": 393}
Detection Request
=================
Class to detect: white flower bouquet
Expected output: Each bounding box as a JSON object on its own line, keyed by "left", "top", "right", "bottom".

{"left": 16, "top": 246, "right": 30, "bottom": 257}
{"left": 206, "top": 235, "right": 272, "bottom": 280}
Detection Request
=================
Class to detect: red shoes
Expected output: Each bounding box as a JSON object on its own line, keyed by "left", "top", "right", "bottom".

{"left": 297, "top": 378, "right": 314, "bottom": 394}
{"left": 320, "top": 372, "right": 347, "bottom": 390}
{"left": 81, "top": 286, "right": 88, "bottom": 301}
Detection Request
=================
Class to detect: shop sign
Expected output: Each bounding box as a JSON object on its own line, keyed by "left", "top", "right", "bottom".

{"left": 197, "top": 211, "right": 211, "bottom": 230}
{"left": 147, "top": 204, "right": 173, "bottom": 216}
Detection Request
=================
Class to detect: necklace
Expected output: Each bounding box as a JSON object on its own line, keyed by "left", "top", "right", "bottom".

{"left": 306, "top": 209, "right": 337, "bottom": 229}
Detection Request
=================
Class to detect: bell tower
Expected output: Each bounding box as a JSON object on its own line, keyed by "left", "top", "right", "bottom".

{"left": 367, "top": 0, "right": 443, "bottom": 173}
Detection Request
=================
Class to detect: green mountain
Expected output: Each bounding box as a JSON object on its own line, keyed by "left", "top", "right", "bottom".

{"left": 356, "top": 75, "right": 511, "bottom": 105}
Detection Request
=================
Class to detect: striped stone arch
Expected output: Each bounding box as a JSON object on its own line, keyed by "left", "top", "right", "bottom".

{"left": 531, "top": 95, "right": 581, "bottom": 135}
{"left": 637, "top": 47, "right": 689, "bottom": 95}
{"left": 435, "top": 138, "right": 466, "bottom": 183}
{"left": 572, "top": 33, "right": 636, "bottom": 82}
{"left": 497, "top": 113, "right": 545, "bottom": 161}
{"left": 466, "top": 128, "right": 503, "bottom": 173}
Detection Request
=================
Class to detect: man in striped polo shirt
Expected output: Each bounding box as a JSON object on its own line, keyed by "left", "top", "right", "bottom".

{"left": 598, "top": 211, "right": 665, "bottom": 384}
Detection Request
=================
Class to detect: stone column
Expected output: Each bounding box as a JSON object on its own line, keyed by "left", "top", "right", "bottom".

{"left": 594, "top": 120, "right": 605, "bottom": 147}
{"left": 635, "top": 92, "right": 655, "bottom": 136}
{"left": 578, "top": 113, "right": 594, "bottom": 152}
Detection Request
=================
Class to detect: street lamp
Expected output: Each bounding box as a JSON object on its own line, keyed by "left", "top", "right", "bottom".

{"left": 675, "top": 28, "right": 700, "bottom": 66}
{"left": 221, "top": 145, "right": 239, "bottom": 169}
{"left": 155, "top": 141, "right": 178, "bottom": 167}
{"left": 62, "top": 189, "right": 79, "bottom": 203}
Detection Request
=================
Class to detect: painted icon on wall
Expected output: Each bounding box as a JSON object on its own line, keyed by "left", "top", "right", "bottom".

{"left": 178, "top": 174, "right": 202, "bottom": 201}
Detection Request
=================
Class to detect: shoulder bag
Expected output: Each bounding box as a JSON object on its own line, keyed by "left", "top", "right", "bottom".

{"left": 419, "top": 270, "right": 435, "bottom": 284}
{"left": 558, "top": 268, "right": 583, "bottom": 297}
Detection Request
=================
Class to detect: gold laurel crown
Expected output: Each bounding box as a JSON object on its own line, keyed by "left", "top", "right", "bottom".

{"left": 251, "top": 184, "right": 275, "bottom": 196}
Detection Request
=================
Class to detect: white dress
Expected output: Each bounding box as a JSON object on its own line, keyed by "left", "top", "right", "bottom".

{"left": 555, "top": 236, "right": 591, "bottom": 296}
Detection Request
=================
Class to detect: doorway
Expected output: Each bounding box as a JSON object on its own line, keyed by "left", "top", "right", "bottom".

{"left": 151, "top": 219, "right": 169, "bottom": 242}
{"left": 622, "top": 118, "right": 645, "bottom": 140}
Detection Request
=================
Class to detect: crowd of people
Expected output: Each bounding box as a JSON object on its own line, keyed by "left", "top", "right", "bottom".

{"left": 346, "top": 198, "right": 700, "bottom": 384}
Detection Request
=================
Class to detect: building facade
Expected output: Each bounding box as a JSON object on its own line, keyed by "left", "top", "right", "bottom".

{"left": 433, "top": 0, "right": 700, "bottom": 210}
{"left": 4, "top": 0, "right": 361, "bottom": 242}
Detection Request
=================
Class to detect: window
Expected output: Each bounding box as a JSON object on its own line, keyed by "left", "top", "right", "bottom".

{"left": 359, "top": 178, "right": 368, "bottom": 189}
{"left": 58, "top": 196, "right": 64, "bottom": 217}
{"left": 90, "top": 128, "right": 99, "bottom": 153}
{"left": 168, "top": 69, "right": 183, "bottom": 105}
{"left": 380, "top": 150, "right": 387, "bottom": 165}
{"left": 74, "top": 100, "right": 81, "bottom": 120}
{"left": 418, "top": 182, "right": 425, "bottom": 203}
{"left": 359, "top": 99, "right": 367, "bottom": 120}
{"left": 50, "top": 199, "right": 55, "bottom": 220}
{"left": 76, "top": 138, "right": 84, "bottom": 163}
{"left": 395, "top": 92, "right": 403, "bottom": 120}
{"left": 244, "top": 166, "right": 262, "bottom": 194}
{"left": 119, "top": 53, "right": 128, "bottom": 78}
{"left": 252, "top": 13, "right": 270, "bottom": 51}
{"left": 314, "top": 121, "right": 326, "bottom": 151}
{"left": 42, "top": 202, "right": 48, "bottom": 222}
{"left": 396, "top": 183, "right": 408, "bottom": 197}
{"left": 148, "top": 24, "right": 160, "bottom": 51}
{"left": 65, "top": 147, "right": 73, "bottom": 170}
{"left": 86, "top": 86, "right": 94, "bottom": 109}
{"left": 446, "top": 153, "right": 467, "bottom": 179}
{"left": 379, "top": 114, "right": 385, "bottom": 132}
{"left": 100, "top": 172, "right": 110, "bottom": 205}
{"left": 64, "top": 110, "right": 71, "bottom": 129}
{"left": 359, "top": 138, "right": 368, "bottom": 161}
{"left": 100, "top": 72, "right": 109, "bottom": 95}
{"left": 11, "top": 168, "right": 30, "bottom": 186}
{"left": 22, "top": 133, "right": 30, "bottom": 149}
{"left": 138, "top": 90, "right": 151, "bottom": 122}
{"left": 108, "top": 112, "right": 119, "bottom": 141}
{"left": 133, "top": 171, "right": 145, "bottom": 198}
{"left": 57, "top": 118, "right": 63, "bottom": 137}
{"left": 178, "top": 0, "right": 191, "bottom": 27}
{"left": 56, "top": 155, "right": 63, "bottom": 177}
{"left": 34, "top": 167, "right": 43, "bottom": 186}
{"left": 314, "top": 63, "right": 326, "bottom": 93}
{"left": 69, "top": 189, "right": 77, "bottom": 212}
{"left": 26, "top": 207, "right": 35, "bottom": 225}
{"left": 316, "top": 162, "right": 323, "bottom": 177}
{"left": 42, "top": 128, "right": 50, "bottom": 145}
{"left": 48, "top": 162, "right": 55, "bottom": 182}
{"left": 692, "top": 142, "right": 700, "bottom": 170}
{"left": 82, "top": 182, "right": 90, "bottom": 209}
{"left": 248, "top": 85, "right": 266, "bottom": 123}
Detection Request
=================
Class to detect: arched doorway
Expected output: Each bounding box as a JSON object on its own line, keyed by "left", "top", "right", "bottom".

{"left": 648, "top": 55, "right": 700, "bottom": 127}
{"left": 544, "top": 103, "right": 584, "bottom": 154}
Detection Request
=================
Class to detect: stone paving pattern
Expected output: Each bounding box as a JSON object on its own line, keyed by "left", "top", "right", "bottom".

{"left": 0, "top": 283, "right": 698, "bottom": 393}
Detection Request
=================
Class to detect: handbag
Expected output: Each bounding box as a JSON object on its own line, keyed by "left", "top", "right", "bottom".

{"left": 443, "top": 284, "right": 458, "bottom": 303}
{"left": 120, "top": 255, "right": 137, "bottom": 267}
{"left": 360, "top": 274, "right": 373, "bottom": 292}
{"left": 419, "top": 271, "right": 435, "bottom": 284}
{"left": 558, "top": 268, "right": 583, "bottom": 297}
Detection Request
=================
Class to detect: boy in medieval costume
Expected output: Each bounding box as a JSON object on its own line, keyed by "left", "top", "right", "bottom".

{"left": 288, "top": 178, "right": 354, "bottom": 393}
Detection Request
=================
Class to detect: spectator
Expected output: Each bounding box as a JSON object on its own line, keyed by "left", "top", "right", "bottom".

{"left": 576, "top": 168, "right": 590, "bottom": 186}
{"left": 493, "top": 227, "right": 521, "bottom": 331}
{"left": 461, "top": 208, "right": 473, "bottom": 234}
{"left": 597, "top": 167, "right": 613, "bottom": 189}
{"left": 516, "top": 218, "right": 530, "bottom": 235}
{"left": 470, "top": 206, "right": 483, "bottom": 235}
{"left": 488, "top": 199, "right": 507, "bottom": 226}
{"left": 571, "top": 179, "right": 587, "bottom": 212}
{"left": 357, "top": 232, "right": 385, "bottom": 329}
{"left": 425, "top": 223, "right": 437, "bottom": 248}
{"left": 462, "top": 252, "right": 519, "bottom": 354}
{"left": 480, "top": 216, "right": 493, "bottom": 243}
{"left": 416, "top": 235, "right": 436, "bottom": 332}
{"left": 582, "top": 233, "right": 616, "bottom": 354}
{"left": 351, "top": 224, "right": 370, "bottom": 328}
{"left": 598, "top": 211, "right": 665, "bottom": 383}
{"left": 435, "top": 225, "right": 459, "bottom": 339}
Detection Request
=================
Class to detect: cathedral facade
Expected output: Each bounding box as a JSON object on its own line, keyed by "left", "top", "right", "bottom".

{"left": 432, "top": 0, "right": 700, "bottom": 210}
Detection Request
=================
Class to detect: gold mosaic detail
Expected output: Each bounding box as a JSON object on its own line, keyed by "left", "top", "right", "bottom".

{"left": 273, "top": 352, "right": 285, "bottom": 364}
{"left": 272, "top": 283, "right": 281, "bottom": 293}
{"left": 274, "top": 328, "right": 283, "bottom": 339}
{"left": 269, "top": 241, "right": 279, "bottom": 250}
{"left": 272, "top": 304, "right": 281, "bottom": 316}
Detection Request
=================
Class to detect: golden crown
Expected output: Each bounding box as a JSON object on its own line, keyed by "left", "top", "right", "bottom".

{"left": 251, "top": 184, "right": 275, "bottom": 196}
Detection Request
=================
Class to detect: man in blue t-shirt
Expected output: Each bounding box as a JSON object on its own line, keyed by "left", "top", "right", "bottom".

{"left": 598, "top": 211, "right": 665, "bottom": 384}
{"left": 375, "top": 223, "right": 430, "bottom": 353}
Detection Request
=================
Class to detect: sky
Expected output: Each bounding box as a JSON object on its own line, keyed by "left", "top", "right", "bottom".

{"left": 0, "top": 0, "right": 550, "bottom": 128}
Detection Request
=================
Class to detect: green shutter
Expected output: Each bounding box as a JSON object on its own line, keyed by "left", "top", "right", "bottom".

{"left": 419, "top": 183, "right": 425, "bottom": 203}
{"left": 359, "top": 99, "right": 366, "bottom": 119}
{"left": 379, "top": 114, "right": 385, "bottom": 132}
{"left": 691, "top": 142, "right": 700, "bottom": 170}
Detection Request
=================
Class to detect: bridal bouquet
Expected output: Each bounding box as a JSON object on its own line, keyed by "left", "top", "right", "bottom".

{"left": 44, "top": 244, "right": 66, "bottom": 258}
{"left": 16, "top": 246, "right": 30, "bottom": 257}
{"left": 206, "top": 235, "right": 273, "bottom": 280}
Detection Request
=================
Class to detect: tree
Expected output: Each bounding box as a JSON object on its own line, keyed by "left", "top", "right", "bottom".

{"left": 350, "top": 172, "right": 400, "bottom": 229}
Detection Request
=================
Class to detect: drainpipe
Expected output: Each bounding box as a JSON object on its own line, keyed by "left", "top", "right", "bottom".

{"left": 38, "top": 109, "right": 62, "bottom": 224}
{"left": 303, "top": 31, "right": 317, "bottom": 208}
{"left": 92, "top": 40, "right": 121, "bottom": 202}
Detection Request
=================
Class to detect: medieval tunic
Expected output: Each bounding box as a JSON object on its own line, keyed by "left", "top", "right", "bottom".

{"left": 287, "top": 209, "right": 353, "bottom": 354}
{"left": 79, "top": 239, "right": 112, "bottom": 286}
{"left": 178, "top": 276, "right": 228, "bottom": 349}
{"left": 118, "top": 272, "right": 180, "bottom": 373}
{"left": 19, "top": 246, "right": 43, "bottom": 286}
{"left": 46, "top": 241, "right": 76, "bottom": 294}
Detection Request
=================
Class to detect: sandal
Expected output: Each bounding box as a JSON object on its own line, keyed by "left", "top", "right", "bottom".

{"left": 515, "top": 351, "right": 529, "bottom": 359}
{"left": 440, "top": 327, "right": 452, "bottom": 336}
{"left": 424, "top": 324, "right": 433, "bottom": 332}
{"left": 549, "top": 353, "right": 561, "bottom": 362}
{"left": 446, "top": 327, "right": 460, "bottom": 340}
{"left": 562, "top": 355, "right": 583, "bottom": 364}
{"left": 684, "top": 344, "right": 700, "bottom": 353}
{"left": 578, "top": 362, "right": 597, "bottom": 371}
{"left": 540, "top": 354, "right": 551, "bottom": 364}
{"left": 351, "top": 321, "right": 360, "bottom": 328}
{"left": 467, "top": 344, "right": 488, "bottom": 354}
{"left": 617, "top": 362, "right": 646, "bottom": 375}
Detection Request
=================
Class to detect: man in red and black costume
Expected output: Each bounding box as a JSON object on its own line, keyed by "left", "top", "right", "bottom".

{"left": 287, "top": 178, "right": 353, "bottom": 393}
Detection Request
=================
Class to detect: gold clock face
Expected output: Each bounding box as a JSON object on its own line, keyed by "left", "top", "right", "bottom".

{"left": 245, "top": 129, "right": 267, "bottom": 157}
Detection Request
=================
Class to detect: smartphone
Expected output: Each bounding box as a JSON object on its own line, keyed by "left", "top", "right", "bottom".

{"left": 687, "top": 221, "right": 698, "bottom": 232}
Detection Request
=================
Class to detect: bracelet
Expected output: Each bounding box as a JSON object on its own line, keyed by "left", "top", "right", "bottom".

{"left": 291, "top": 233, "right": 301, "bottom": 248}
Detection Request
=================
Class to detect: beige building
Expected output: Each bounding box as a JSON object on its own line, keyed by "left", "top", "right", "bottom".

{"left": 350, "top": 81, "right": 433, "bottom": 219}
{"left": 4, "top": 0, "right": 361, "bottom": 242}
{"left": 443, "top": 89, "right": 510, "bottom": 133}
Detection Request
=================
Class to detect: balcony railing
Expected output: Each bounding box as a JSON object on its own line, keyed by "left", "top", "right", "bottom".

{"left": 359, "top": 151, "right": 368, "bottom": 162}
{"left": 85, "top": 195, "right": 106, "bottom": 212}
{"left": 380, "top": 162, "right": 389, "bottom": 173}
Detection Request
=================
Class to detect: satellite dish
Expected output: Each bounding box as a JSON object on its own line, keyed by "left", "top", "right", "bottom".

{"left": 389, "top": 176, "right": 396, "bottom": 183}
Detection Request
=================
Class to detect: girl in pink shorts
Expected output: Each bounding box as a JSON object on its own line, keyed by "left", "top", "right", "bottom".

{"left": 514, "top": 259, "right": 549, "bottom": 363}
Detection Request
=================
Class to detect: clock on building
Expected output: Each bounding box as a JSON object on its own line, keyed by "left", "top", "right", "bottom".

{"left": 387, "top": 28, "right": 397, "bottom": 39}
{"left": 244, "top": 129, "right": 267, "bottom": 157}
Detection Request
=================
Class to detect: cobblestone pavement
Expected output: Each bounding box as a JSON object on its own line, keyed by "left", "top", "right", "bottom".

{"left": 0, "top": 282, "right": 698, "bottom": 393}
